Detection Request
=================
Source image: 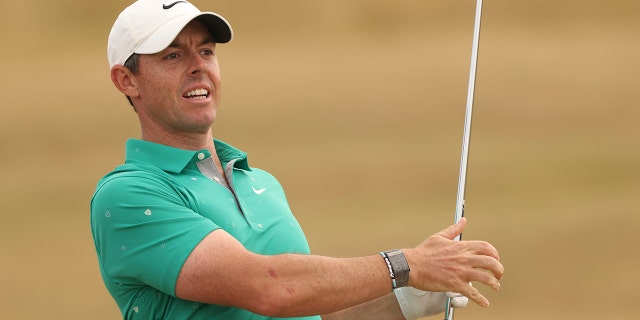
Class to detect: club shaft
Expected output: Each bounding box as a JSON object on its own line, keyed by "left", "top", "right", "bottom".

{"left": 445, "top": 0, "right": 483, "bottom": 319}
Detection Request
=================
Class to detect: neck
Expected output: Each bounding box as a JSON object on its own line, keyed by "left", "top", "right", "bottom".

{"left": 141, "top": 128, "right": 216, "bottom": 152}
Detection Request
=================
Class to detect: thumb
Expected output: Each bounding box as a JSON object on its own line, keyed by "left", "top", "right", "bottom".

{"left": 438, "top": 217, "right": 466, "bottom": 240}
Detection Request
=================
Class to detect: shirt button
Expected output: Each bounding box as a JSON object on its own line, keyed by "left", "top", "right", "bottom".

{"left": 197, "top": 153, "right": 205, "bottom": 160}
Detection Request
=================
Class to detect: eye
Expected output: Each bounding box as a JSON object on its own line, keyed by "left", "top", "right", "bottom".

{"left": 164, "top": 52, "right": 180, "bottom": 60}
{"left": 201, "top": 49, "right": 215, "bottom": 56}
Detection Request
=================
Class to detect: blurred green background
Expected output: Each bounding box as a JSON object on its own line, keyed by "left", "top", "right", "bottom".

{"left": 1, "top": 0, "right": 638, "bottom": 319}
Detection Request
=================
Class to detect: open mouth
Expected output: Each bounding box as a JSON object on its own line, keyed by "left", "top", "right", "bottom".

{"left": 183, "top": 88, "right": 210, "bottom": 100}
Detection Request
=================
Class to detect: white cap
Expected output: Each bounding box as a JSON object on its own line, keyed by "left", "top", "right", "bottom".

{"left": 108, "top": 0, "right": 233, "bottom": 68}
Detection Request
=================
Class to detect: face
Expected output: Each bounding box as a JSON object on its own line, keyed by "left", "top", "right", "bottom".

{"left": 130, "top": 20, "right": 222, "bottom": 135}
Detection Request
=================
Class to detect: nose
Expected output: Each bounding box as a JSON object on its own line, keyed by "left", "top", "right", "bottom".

{"left": 188, "top": 51, "right": 208, "bottom": 76}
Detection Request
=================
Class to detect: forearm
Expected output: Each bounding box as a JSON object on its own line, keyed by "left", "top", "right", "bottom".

{"left": 176, "top": 230, "right": 396, "bottom": 317}
{"left": 248, "top": 253, "right": 393, "bottom": 317}
{"left": 321, "top": 292, "right": 405, "bottom": 320}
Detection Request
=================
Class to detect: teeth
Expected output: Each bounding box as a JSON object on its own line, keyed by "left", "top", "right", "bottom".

{"left": 184, "top": 89, "right": 209, "bottom": 98}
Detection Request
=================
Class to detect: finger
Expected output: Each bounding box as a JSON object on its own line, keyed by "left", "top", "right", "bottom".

{"left": 467, "top": 240, "right": 501, "bottom": 261}
{"left": 459, "top": 283, "right": 489, "bottom": 307}
{"left": 466, "top": 268, "right": 501, "bottom": 291}
{"left": 467, "top": 254, "right": 504, "bottom": 282}
{"left": 484, "top": 257, "right": 504, "bottom": 282}
{"left": 448, "top": 284, "right": 470, "bottom": 308}
{"left": 437, "top": 217, "right": 467, "bottom": 240}
{"left": 447, "top": 283, "right": 472, "bottom": 298}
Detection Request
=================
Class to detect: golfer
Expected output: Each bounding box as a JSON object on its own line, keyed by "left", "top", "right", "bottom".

{"left": 90, "top": 1, "right": 504, "bottom": 319}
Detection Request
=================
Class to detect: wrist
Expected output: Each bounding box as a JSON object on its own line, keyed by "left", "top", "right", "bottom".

{"left": 380, "top": 249, "right": 410, "bottom": 290}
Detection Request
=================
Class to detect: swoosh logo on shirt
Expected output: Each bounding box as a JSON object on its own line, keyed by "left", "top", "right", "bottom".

{"left": 252, "top": 186, "right": 267, "bottom": 195}
{"left": 163, "top": 1, "right": 187, "bottom": 9}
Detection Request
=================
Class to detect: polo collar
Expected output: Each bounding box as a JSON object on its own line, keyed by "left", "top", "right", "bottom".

{"left": 124, "top": 139, "right": 250, "bottom": 174}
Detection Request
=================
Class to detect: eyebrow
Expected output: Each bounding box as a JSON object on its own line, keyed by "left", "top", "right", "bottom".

{"left": 167, "top": 37, "right": 216, "bottom": 49}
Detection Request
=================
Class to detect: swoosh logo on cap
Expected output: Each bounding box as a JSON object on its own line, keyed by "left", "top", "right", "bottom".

{"left": 163, "top": 1, "right": 187, "bottom": 9}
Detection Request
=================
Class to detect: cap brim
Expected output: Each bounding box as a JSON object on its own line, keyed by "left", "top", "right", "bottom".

{"left": 197, "top": 12, "right": 233, "bottom": 43}
{"left": 135, "top": 12, "right": 233, "bottom": 55}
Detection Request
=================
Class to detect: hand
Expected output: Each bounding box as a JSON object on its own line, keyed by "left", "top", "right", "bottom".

{"left": 394, "top": 287, "right": 468, "bottom": 320}
{"left": 405, "top": 218, "right": 504, "bottom": 307}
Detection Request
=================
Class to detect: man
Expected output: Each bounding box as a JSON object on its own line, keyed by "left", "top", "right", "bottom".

{"left": 91, "top": 1, "right": 504, "bottom": 319}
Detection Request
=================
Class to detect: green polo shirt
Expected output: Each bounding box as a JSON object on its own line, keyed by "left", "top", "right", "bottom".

{"left": 91, "top": 139, "right": 320, "bottom": 320}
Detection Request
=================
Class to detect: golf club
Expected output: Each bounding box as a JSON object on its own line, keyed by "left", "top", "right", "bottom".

{"left": 444, "top": 0, "right": 484, "bottom": 319}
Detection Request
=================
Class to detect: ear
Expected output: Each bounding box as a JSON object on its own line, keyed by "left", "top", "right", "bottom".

{"left": 111, "top": 65, "right": 140, "bottom": 99}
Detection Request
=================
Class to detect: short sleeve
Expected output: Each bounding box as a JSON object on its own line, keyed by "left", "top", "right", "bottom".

{"left": 91, "top": 172, "right": 219, "bottom": 296}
